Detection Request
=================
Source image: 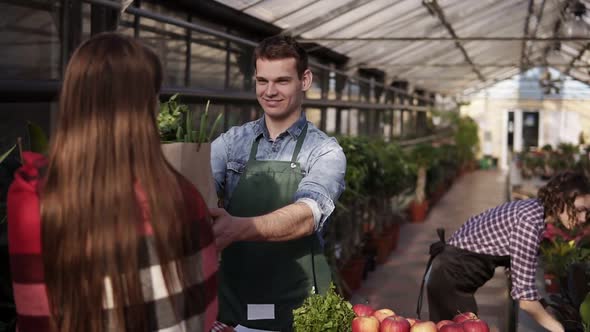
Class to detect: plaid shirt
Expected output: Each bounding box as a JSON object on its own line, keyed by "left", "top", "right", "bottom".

{"left": 8, "top": 152, "right": 221, "bottom": 331}
{"left": 448, "top": 199, "right": 545, "bottom": 300}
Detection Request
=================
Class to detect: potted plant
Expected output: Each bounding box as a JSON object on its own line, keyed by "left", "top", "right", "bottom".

{"left": 454, "top": 116, "right": 479, "bottom": 173}
{"left": 158, "top": 94, "right": 222, "bottom": 207}
{"left": 407, "top": 144, "right": 437, "bottom": 222}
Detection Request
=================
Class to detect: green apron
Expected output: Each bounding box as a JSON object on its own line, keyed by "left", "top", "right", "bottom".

{"left": 218, "top": 124, "right": 332, "bottom": 331}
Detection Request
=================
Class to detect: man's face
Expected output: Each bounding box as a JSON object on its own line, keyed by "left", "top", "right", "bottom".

{"left": 558, "top": 194, "right": 590, "bottom": 229}
{"left": 255, "top": 58, "right": 311, "bottom": 120}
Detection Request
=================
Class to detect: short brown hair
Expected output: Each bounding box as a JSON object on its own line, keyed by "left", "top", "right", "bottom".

{"left": 254, "top": 35, "right": 308, "bottom": 78}
{"left": 538, "top": 171, "right": 590, "bottom": 220}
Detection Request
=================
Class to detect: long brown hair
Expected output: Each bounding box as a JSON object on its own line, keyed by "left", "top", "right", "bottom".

{"left": 538, "top": 171, "right": 590, "bottom": 222}
{"left": 41, "top": 33, "right": 194, "bottom": 331}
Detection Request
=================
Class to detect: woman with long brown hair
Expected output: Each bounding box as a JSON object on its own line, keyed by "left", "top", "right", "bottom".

{"left": 8, "top": 33, "right": 219, "bottom": 331}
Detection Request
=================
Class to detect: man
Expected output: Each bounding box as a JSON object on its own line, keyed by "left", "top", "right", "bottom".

{"left": 210, "top": 35, "right": 346, "bottom": 331}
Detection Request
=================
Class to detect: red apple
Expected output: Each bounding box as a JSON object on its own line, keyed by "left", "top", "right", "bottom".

{"left": 439, "top": 323, "right": 465, "bottom": 332}
{"left": 380, "top": 315, "right": 410, "bottom": 332}
{"left": 436, "top": 320, "right": 454, "bottom": 329}
{"left": 352, "top": 316, "right": 380, "bottom": 332}
{"left": 372, "top": 308, "right": 396, "bottom": 322}
{"left": 410, "top": 321, "right": 437, "bottom": 332}
{"left": 462, "top": 319, "right": 490, "bottom": 332}
{"left": 452, "top": 312, "right": 478, "bottom": 323}
{"left": 353, "top": 304, "right": 375, "bottom": 317}
{"left": 406, "top": 317, "right": 420, "bottom": 327}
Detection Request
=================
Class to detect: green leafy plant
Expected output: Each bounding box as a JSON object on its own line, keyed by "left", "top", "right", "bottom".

{"left": 27, "top": 122, "right": 49, "bottom": 154}
{"left": 158, "top": 94, "right": 222, "bottom": 144}
{"left": 541, "top": 239, "right": 590, "bottom": 278}
{"left": 454, "top": 116, "right": 479, "bottom": 165}
{"left": 292, "top": 283, "right": 355, "bottom": 332}
{"left": 581, "top": 293, "right": 590, "bottom": 331}
{"left": 0, "top": 145, "right": 15, "bottom": 165}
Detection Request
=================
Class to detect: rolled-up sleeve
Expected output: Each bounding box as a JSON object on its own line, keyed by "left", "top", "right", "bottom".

{"left": 210, "top": 133, "right": 228, "bottom": 196}
{"left": 294, "top": 138, "right": 346, "bottom": 233}
{"left": 509, "top": 215, "right": 543, "bottom": 300}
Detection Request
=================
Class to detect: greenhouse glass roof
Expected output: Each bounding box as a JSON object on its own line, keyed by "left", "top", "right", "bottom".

{"left": 215, "top": 0, "right": 590, "bottom": 95}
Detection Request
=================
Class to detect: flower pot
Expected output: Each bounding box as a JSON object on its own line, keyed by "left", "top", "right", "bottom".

{"left": 544, "top": 273, "right": 560, "bottom": 294}
{"left": 375, "top": 234, "right": 392, "bottom": 264}
{"left": 409, "top": 200, "right": 429, "bottom": 223}
{"left": 339, "top": 257, "right": 365, "bottom": 292}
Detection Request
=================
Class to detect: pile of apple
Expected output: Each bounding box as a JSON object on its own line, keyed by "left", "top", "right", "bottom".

{"left": 351, "top": 304, "right": 490, "bottom": 332}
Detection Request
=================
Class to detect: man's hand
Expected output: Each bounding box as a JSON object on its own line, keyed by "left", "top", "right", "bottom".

{"left": 209, "top": 207, "right": 248, "bottom": 250}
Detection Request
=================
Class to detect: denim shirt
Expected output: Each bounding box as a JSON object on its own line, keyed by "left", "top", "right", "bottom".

{"left": 210, "top": 113, "right": 346, "bottom": 236}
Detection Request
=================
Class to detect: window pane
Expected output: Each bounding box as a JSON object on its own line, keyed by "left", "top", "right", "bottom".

{"left": 0, "top": 2, "right": 61, "bottom": 80}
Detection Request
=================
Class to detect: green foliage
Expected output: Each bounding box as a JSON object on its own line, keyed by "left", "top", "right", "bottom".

{"left": 337, "top": 136, "right": 413, "bottom": 201}
{"left": 293, "top": 283, "right": 355, "bottom": 332}
{"left": 158, "top": 94, "right": 222, "bottom": 143}
{"left": 27, "top": 122, "right": 49, "bottom": 154}
{"left": 454, "top": 116, "right": 479, "bottom": 163}
{"left": 158, "top": 93, "right": 187, "bottom": 142}
{"left": 0, "top": 145, "right": 16, "bottom": 165}
{"left": 541, "top": 239, "right": 590, "bottom": 277}
{"left": 337, "top": 136, "right": 370, "bottom": 201}
{"left": 379, "top": 143, "right": 413, "bottom": 197}
{"left": 407, "top": 143, "right": 438, "bottom": 170}
{"left": 581, "top": 293, "right": 590, "bottom": 330}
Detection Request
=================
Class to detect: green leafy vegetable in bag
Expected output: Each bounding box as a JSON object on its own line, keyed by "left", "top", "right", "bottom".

{"left": 293, "top": 283, "right": 354, "bottom": 332}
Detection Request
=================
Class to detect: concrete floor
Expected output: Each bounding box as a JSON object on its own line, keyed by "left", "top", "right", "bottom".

{"left": 350, "top": 170, "right": 530, "bottom": 331}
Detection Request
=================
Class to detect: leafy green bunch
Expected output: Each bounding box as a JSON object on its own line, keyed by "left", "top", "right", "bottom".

{"left": 158, "top": 94, "right": 222, "bottom": 143}
{"left": 293, "top": 283, "right": 355, "bottom": 332}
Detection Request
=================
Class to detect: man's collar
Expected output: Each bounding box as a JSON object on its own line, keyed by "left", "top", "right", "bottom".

{"left": 253, "top": 113, "right": 307, "bottom": 140}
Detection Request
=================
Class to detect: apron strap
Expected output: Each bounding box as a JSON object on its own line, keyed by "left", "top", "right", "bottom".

{"left": 248, "top": 136, "right": 261, "bottom": 162}
{"left": 291, "top": 123, "right": 308, "bottom": 163}
{"left": 416, "top": 228, "right": 446, "bottom": 319}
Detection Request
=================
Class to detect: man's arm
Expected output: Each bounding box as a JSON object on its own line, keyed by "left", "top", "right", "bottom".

{"left": 210, "top": 132, "right": 228, "bottom": 196}
{"left": 210, "top": 202, "right": 314, "bottom": 250}
{"left": 519, "top": 300, "right": 564, "bottom": 332}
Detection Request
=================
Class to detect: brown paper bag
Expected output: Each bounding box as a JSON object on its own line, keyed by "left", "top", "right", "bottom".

{"left": 161, "top": 142, "right": 218, "bottom": 208}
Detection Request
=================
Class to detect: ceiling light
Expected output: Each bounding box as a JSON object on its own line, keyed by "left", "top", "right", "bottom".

{"left": 563, "top": 1, "right": 590, "bottom": 37}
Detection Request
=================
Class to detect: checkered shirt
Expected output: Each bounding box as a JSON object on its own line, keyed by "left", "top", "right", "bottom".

{"left": 8, "top": 152, "right": 221, "bottom": 331}
{"left": 448, "top": 198, "right": 545, "bottom": 300}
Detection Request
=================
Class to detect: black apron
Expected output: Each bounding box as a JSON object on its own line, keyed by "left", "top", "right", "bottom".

{"left": 417, "top": 228, "right": 510, "bottom": 322}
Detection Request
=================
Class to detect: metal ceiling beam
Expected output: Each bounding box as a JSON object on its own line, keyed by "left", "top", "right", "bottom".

{"left": 542, "top": 1, "right": 571, "bottom": 62}
{"left": 380, "top": 63, "right": 590, "bottom": 68}
{"left": 421, "top": 0, "right": 485, "bottom": 82}
{"left": 301, "top": 36, "right": 590, "bottom": 42}
{"left": 239, "top": 0, "right": 267, "bottom": 12}
{"left": 284, "top": 0, "right": 377, "bottom": 37}
{"left": 523, "top": 0, "right": 547, "bottom": 69}
{"left": 316, "top": 1, "right": 426, "bottom": 54}
{"left": 565, "top": 43, "right": 590, "bottom": 75}
{"left": 567, "top": 70, "right": 590, "bottom": 86}
{"left": 519, "top": 0, "right": 535, "bottom": 71}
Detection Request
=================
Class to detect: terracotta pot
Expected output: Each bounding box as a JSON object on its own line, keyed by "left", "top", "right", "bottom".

{"left": 339, "top": 257, "right": 365, "bottom": 292}
{"left": 544, "top": 273, "right": 560, "bottom": 294}
{"left": 375, "top": 235, "right": 392, "bottom": 264}
{"left": 409, "top": 200, "right": 429, "bottom": 223}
